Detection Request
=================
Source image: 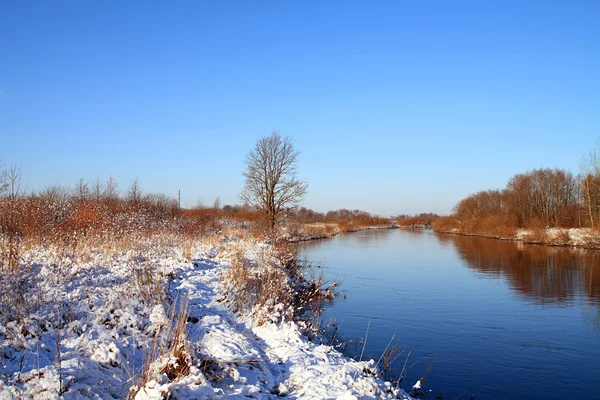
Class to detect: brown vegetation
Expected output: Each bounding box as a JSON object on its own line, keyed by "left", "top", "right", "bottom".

{"left": 0, "top": 168, "right": 346, "bottom": 398}
{"left": 128, "top": 298, "right": 193, "bottom": 399}
{"left": 0, "top": 174, "right": 271, "bottom": 274}
{"left": 284, "top": 207, "right": 393, "bottom": 241}
{"left": 394, "top": 213, "right": 439, "bottom": 228}
{"left": 220, "top": 240, "right": 335, "bottom": 333}
{"left": 0, "top": 163, "right": 393, "bottom": 273}
{"left": 434, "top": 143, "right": 600, "bottom": 243}
{"left": 432, "top": 165, "right": 600, "bottom": 245}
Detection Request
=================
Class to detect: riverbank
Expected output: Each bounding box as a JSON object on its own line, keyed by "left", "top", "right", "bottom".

{"left": 284, "top": 222, "right": 397, "bottom": 242}
{"left": 0, "top": 230, "right": 411, "bottom": 399}
{"left": 434, "top": 226, "right": 600, "bottom": 249}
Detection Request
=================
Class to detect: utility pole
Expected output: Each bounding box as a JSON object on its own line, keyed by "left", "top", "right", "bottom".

{"left": 178, "top": 190, "right": 181, "bottom": 209}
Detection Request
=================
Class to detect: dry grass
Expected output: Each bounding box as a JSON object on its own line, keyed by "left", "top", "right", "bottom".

{"left": 546, "top": 229, "right": 572, "bottom": 246}
{"left": 128, "top": 297, "right": 192, "bottom": 399}
{"left": 285, "top": 223, "right": 339, "bottom": 242}
{"left": 220, "top": 243, "right": 336, "bottom": 332}
{"left": 0, "top": 262, "right": 39, "bottom": 327}
{"left": 0, "top": 199, "right": 24, "bottom": 272}
{"left": 221, "top": 247, "right": 293, "bottom": 325}
{"left": 129, "top": 263, "right": 167, "bottom": 305}
{"left": 522, "top": 228, "right": 548, "bottom": 244}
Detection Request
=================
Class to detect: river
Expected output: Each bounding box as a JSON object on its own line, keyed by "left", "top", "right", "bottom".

{"left": 298, "top": 229, "right": 600, "bottom": 400}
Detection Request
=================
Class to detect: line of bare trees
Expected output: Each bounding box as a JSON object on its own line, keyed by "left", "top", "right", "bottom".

{"left": 287, "top": 207, "right": 391, "bottom": 227}
{"left": 451, "top": 169, "right": 580, "bottom": 228}
{"left": 435, "top": 142, "right": 600, "bottom": 235}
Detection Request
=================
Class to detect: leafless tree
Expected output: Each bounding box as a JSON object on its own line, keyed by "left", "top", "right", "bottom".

{"left": 504, "top": 168, "right": 578, "bottom": 227}
{"left": 0, "top": 164, "right": 7, "bottom": 196}
{"left": 127, "top": 178, "right": 142, "bottom": 204}
{"left": 240, "top": 131, "right": 307, "bottom": 230}
{"left": 0, "top": 165, "right": 23, "bottom": 269}
{"left": 40, "top": 184, "right": 73, "bottom": 229}
{"left": 92, "top": 177, "right": 104, "bottom": 201}
{"left": 75, "top": 178, "right": 89, "bottom": 200}
{"left": 146, "top": 193, "right": 178, "bottom": 213}
{"left": 4, "top": 165, "right": 22, "bottom": 199}
{"left": 580, "top": 142, "right": 600, "bottom": 229}
{"left": 104, "top": 177, "right": 118, "bottom": 203}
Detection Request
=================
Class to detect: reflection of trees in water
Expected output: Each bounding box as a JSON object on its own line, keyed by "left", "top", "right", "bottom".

{"left": 354, "top": 229, "right": 399, "bottom": 244}
{"left": 437, "top": 233, "right": 600, "bottom": 306}
{"left": 298, "top": 238, "right": 328, "bottom": 252}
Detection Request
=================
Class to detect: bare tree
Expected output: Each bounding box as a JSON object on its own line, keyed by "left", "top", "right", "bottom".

{"left": 504, "top": 168, "right": 579, "bottom": 227}
{"left": 240, "top": 131, "right": 307, "bottom": 230}
{"left": 0, "top": 165, "right": 23, "bottom": 269}
{"left": 4, "top": 165, "right": 22, "bottom": 200}
{"left": 40, "top": 184, "right": 73, "bottom": 229}
{"left": 75, "top": 178, "right": 89, "bottom": 200}
{"left": 127, "top": 178, "right": 142, "bottom": 204}
{"left": 580, "top": 142, "right": 600, "bottom": 229}
{"left": 104, "top": 177, "right": 118, "bottom": 203}
{"left": 91, "top": 177, "right": 104, "bottom": 201}
{"left": 0, "top": 164, "right": 7, "bottom": 195}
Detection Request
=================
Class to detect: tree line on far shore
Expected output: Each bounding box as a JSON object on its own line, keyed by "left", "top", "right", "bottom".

{"left": 434, "top": 142, "right": 600, "bottom": 236}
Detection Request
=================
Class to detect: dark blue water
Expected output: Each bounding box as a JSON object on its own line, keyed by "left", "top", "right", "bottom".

{"left": 299, "top": 229, "right": 600, "bottom": 400}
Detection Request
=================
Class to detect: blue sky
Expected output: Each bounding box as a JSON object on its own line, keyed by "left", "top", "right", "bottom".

{"left": 1, "top": 1, "right": 598, "bottom": 216}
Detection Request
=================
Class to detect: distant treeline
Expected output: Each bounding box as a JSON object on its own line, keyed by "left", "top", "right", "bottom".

{"left": 0, "top": 172, "right": 260, "bottom": 248}
{"left": 434, "top": 142, "right": 600, "bottom": 237}
{"left": 289, "top": 207, "right": 390, "bottom": 227}
{"left": 394, "top": 213, "right": 440, "bottom": 228}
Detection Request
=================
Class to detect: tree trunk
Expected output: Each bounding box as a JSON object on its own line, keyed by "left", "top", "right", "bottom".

{"left": 585, "top": 175, "right": 595, "bottom": 229}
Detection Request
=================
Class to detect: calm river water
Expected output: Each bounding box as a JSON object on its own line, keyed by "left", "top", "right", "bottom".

{"left": 299, "top": 229, "right": 600, "bottom": 400}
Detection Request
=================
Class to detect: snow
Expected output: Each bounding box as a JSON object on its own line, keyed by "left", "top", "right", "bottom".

{"left": 0, "top": 234, "right": 413, "bottom": 399}
{"left": 411, "top": 379, "right": 421, "bottom": 390}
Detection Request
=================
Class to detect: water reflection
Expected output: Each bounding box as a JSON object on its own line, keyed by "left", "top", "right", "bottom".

{"left": 302, "top": 229, "right": 400, "bottom": 248}
{"left": 437, "top": 233, "right": 600, "bottom": 306}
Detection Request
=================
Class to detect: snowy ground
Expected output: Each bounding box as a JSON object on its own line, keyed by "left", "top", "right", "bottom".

{"left": 0, "top": 234, "right": 411, "bottom": 399}
{"left": 284, "top": 223, "right": 396, "bottom": 243}
{"left": 440, "top": 227, "right": 600, "bottom": 248}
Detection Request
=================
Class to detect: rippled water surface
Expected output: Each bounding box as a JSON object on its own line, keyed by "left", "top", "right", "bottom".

{"left": 299, "top": 229, "right": 600, "bottom": 400}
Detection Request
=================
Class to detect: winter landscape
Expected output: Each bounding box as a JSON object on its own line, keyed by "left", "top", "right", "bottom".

{"left": 3, "top": 1, "right": 600, "bottom": 399}
{"left": 0, "top": 212, "right": 409, "bottom": 399}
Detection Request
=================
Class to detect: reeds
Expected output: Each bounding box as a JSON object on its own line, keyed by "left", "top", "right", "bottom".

{"left": 128, "top": 297, "right": 192, "bottom": 399}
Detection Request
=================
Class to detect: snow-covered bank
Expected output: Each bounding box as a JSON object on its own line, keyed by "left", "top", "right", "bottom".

{"left": 0, "top": 233, "right": 412, "bottom": 399}
{"left": 284, "top": 223, "right": 397, "bottom": 243}
{"left": 435, "top": 227, "right": 600, "bottom": 248}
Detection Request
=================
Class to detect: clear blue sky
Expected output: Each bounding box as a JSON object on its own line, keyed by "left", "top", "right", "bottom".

{"left": 1, "top": 1, "right": 598, "bottom": 216}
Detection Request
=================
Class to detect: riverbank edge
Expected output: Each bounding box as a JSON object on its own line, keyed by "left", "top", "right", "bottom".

{"left": 284, "top": 223, "right": 398, "bottom": 243}
{"left": 432, "top": 227, "right": 600, "bottom": 249}
{"left": 217, "top": 234, "right": 413, "bottom": 399}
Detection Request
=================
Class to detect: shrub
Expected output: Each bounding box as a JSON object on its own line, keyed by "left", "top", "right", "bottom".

{"left": 220, "top": 244, "right": 335, "bottom": 333}
{"left": 522, "top": 228, "right": 548, "bottom": 244}
{"left": 432, "top": 216, "right": 461, "bottom": 233}
{"left": 547, "top": 229, "right": 572, "bottom": 246}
